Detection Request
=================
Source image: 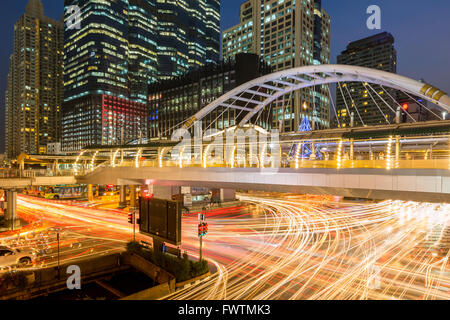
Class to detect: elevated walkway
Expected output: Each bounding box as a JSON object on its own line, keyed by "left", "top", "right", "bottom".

{"left": 0, "top": 176, "right": 76, "bottom": 189}
{"left": 77, "top": 166, "right": 450, "bottom": 203}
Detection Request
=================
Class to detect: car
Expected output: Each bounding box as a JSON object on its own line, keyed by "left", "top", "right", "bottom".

{"left": 103, "top": 190, "right": 120, "bottom": 197}
{"left": 0, "top": 246, "right": 35, "bottom": 268}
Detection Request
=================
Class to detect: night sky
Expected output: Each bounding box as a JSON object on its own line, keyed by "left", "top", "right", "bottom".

{"left": 1, "top": 0, "right": 449, "bottom": 153}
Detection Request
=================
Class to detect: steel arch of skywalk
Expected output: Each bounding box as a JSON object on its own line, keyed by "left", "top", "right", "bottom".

{"left": 182, "top": 64, "right": 450, "bottom": 129}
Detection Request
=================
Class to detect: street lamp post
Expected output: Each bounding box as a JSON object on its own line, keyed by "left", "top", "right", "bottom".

{"left": 56, "top": 229, "right": 60, "bottom": 280}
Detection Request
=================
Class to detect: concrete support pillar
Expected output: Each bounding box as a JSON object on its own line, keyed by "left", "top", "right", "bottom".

{"left": 52, "top": 160, "right": 59, "bottom": 175}
{"left": 157, "top": 148, "right": 163, "bottom": 167}
{"left": 5, "top": 190, "right": 18, "bottom": 230}
{"left": 220, "top": 189, "right": 236, "bottom": 202}
{"left": 310, "top": 144, "right": 316, "bottom": 160}
{"left": 119, "top": 185, "right": 127, "bottom": 208}
{"left": 152, "top": 185, "right": 181, "bottom": 200}
{"left": 87, "top": 184, "right": 94, "bottom": 202}
{"left": 369, "top": 139, "right": 374, "bottom": 161}
{"left": 129, "top": 186, "right": 137, "bottom": 208}
{"left": 350, "top": 139, "right": 354, "bottom": 160}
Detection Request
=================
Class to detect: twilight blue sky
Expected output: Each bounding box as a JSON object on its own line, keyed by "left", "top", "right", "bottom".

{"left": 1, "top": 0, "right": 450, "bottom": 152}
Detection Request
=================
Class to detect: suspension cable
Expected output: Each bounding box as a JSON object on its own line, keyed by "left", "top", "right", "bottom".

{"left": 326, "top": 84, "right": 340, "bottom": 127}
{"left": 337, "top": 81, "right": 353, "bottom": 126}
{"left": 397, "top": 88, "right": 443, "bottom": 120}
{"left": 363, "top": 82, "right": 390, "bottom": 124}
{"left": 367, "top": 84, "right": 416, "bottom": 123}
{"left": 343, "top": 82, "right": 365, "bottom": 126}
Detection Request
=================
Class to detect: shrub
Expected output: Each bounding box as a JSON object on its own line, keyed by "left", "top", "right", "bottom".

{"left": 0, "top": 271, "right": 28, "bottom": 291}
{"left": 126, "top": 242, "right": 209, "bottom": 282}
{"left": 126, "top": 241, "right": 142, "bottom": 254}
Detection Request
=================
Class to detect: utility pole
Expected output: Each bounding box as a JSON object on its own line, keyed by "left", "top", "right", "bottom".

{"left": 199, "top": 234, "right": 203, "bottom": 262}
{"left": 57, "top": 229, "right": 61, "bottom": 280}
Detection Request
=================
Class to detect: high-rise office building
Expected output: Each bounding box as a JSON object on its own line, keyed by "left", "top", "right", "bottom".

{"left": 62, "top": 0, "right": 221, "bottom": 151}
{"left": 157, "top": 0, "right": 221, "bottom": 80}
{"left": 222, "top": 0, "right": 259, "bottom": 60}
{"left": 128, "top": 0, "right": 159, "bottom": 103}
{"left": 223, "top": 0, "right": 331, "bottom": 132}
{"left": 5, "top": 0, "right": 64, "bottom": 159}
{"left": 63, "top": 0, "right": 140, "bottom": 151}
{"left": 336, "top": 32, "right": 397, "bottom": 127}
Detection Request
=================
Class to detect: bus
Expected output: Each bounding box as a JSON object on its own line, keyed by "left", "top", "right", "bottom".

{"left": 23, "top": 185, "right": 87, "bottom": 200}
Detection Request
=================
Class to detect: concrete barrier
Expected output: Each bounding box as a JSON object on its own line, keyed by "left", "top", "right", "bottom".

{"left": 120, "top": 253, "right": 175, "bottom": 291}
{"left": 0, "top": 253, "right": 125, "bottom": 300}
{"left": 121, "top": 282, "right": 172, "bottom": 300}
{"left": 175, "top": 272, "right": 211, "bottom": 291}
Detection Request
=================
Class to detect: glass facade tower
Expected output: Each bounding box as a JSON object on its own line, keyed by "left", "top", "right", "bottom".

{"left": 222, "top": 0, "right": 331, "bottom": 132}
{"left": 62, "top": 0, "right": 221, "bottom": 151}
{"left": 5, "top": 0, "right": 64, "bottom": 158}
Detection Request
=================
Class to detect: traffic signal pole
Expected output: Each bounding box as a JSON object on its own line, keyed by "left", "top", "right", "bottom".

{"left": 198, "top": 212, "right": 208, "bottom": 262}
{"left": 128, "top": 209, "right": 136, "bottom": 242}
{"left": 200, "top": 235, "right": 203, "bottom": 262}
{"left": 133, "top": 208, "right": 136, "bottom": 243}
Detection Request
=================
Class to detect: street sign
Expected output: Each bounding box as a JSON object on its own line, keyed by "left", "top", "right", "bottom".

{"left": 181, "top": 187, "right": 191, "bottom": 194}
{"left": 139, "top": 197, "right": 182, "bottom": 246}
{"left": 184, "top": 194, "right": 193, "bottom": 207}
{"left": 198, "top": 213, "right": 205, "bottom": 222}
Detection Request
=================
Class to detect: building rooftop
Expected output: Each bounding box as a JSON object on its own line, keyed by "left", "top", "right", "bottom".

{"left": 25, "top": 0, "right": 44, "bottom": 18}
{"left": 343, "top": 32, "right": 395, "bottom": 53}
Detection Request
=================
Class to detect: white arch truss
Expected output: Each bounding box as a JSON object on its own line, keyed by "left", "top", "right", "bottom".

{"left": 182, "top": 64, "right": 450, "bottom": 129}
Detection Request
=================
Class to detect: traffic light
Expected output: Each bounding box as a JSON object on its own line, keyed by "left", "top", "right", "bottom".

{"left": 128, "top": 212, "right": 134, "bottom": 224}
{"left": 402, "top": 103, "right": 409, "bottom": 111}
{"left": 198, "top": 222, "right": 209, "bottom": 237}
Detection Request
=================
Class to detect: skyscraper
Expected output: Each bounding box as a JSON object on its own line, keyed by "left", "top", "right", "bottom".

{"left": 157, "top": 0, "right": 220, "bottom": 80}
{"left": 128, "top": 0, "right": 159, "bottom": 103}
{"left": 222, "top": 0, "right": 331, "bottom": 132}
{"left": 5, "top": 0, "right": 64, "bottom": 159}
{"left": 222, "top": 0, "right": 259, "bottom": 61}
{"left": 62, "top": 0, "right": 221, "bottom": 151}
{"left": 335, "top": 32, "right": 397, "bottom": 127}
